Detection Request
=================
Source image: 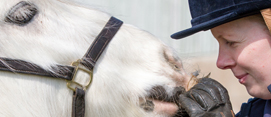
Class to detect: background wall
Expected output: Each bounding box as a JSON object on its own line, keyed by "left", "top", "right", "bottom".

{"left": 78, "top": 0, "right": 252, "bottom": 112}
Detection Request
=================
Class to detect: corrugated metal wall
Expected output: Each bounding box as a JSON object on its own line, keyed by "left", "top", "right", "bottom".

{"left": 80, "top": 0, "right": 219, "bottom": 57}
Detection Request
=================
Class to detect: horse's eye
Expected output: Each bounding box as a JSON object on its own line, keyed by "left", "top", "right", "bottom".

{"left": 5, "top": 1, "right": 37, "bottom": 25}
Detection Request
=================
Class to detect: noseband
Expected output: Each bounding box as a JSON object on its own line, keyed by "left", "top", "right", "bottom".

{"left": 0, "top": 17, "right": 123, "bottom": 117}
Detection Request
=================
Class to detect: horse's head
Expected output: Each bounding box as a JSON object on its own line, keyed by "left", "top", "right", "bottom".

{"left": 0, "top": 0, "right": 195, "bottom": 116}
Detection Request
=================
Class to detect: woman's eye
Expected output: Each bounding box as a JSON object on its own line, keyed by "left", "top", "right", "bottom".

{"left": 226, "top": 41, "right": 236, "bottom": 47}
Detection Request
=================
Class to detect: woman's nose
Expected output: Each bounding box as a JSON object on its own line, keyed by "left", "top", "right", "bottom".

{"left": 216, "top": 48, "right": 235, "bottom": 69}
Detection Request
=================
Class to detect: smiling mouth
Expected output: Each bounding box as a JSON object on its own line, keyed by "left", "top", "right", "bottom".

{"left": 235, "top": 73, "right": 248, "bottom": 84}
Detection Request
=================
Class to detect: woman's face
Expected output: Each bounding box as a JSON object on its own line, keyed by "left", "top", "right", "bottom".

{"left": 211, "top": 15, "right": 271, "bottom": 99}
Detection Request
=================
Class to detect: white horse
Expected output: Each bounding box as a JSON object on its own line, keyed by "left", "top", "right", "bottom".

{"left": 0, "top": 0, "right": 195, "bottom": 116}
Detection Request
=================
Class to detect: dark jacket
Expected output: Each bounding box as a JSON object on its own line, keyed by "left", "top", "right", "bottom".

{"left": 236, "top": 98, "right": 266, "bottom": 117}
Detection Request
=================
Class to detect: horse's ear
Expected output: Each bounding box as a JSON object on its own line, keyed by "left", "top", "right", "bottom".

{"left": 5, "top": 1, "right": 38, "bottom": 26}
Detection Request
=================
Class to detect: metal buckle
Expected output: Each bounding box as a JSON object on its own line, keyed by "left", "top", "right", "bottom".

{"left": 66, "top": 59, "right": 93, "bottom": 91}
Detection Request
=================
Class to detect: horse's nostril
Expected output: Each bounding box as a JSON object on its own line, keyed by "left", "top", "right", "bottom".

{"left": 148, "top": 86, "right": 170, "bottom": 102}
{"left": 148, "top": 86, "right": 186, "bottom": 104}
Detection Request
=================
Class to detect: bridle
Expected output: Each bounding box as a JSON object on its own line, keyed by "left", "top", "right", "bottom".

{"left": 0, "top": 16, "right": 123, "bottom": 117}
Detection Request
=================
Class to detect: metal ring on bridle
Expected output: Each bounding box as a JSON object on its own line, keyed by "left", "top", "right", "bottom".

{"left": 66, "top": 59, "right": 93, "bottom": 91}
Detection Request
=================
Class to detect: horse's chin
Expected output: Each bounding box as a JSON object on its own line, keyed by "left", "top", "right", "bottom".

{"left": 140, "top": 98, "right": 184, "bottom": 117}
{"left": 153, "top": 100, "right": 179, "bottom": 116}
{"left": 139, "top": 86, "right": 186, "bottom": 117}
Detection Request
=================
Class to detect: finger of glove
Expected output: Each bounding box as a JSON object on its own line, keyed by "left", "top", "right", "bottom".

{"left": 198, "top": 78, "right": 234, "bottom": 115}
{"left": 190, "top": 82, "right": 224, "bottom": 106}
{"left": 185, "top": 88, "right": 218, "bottom": 110}
{"left": 179, "top": 94, "right": 205, "bottom": 116}
{"left": 199, "top": 78, "right": 231, "bottom": 104}
{"left": 199, "top": 78, "right": 228, "bottom": 94}
{"left": 179, "top": 92, "right": 233, "bottom": 117}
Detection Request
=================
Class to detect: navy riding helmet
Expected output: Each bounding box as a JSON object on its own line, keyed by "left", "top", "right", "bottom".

{"left": 171, "top": 0, "right": 271, "bottom": 39}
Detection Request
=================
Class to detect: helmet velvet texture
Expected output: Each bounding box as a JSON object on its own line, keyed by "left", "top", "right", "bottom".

{"left": 171, "top": 0, "right": 271, "bottom": 39}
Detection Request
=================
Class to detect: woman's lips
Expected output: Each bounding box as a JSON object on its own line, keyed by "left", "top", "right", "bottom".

{"left": 235, "top": 73, "right": 248, "bottom": 84}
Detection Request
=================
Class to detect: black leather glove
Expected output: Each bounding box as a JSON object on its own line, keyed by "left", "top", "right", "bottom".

{"left": 178, "top": 78, "right": 235, "bottom": 117}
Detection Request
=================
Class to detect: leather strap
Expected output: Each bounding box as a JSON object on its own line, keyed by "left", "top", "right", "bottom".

{"left": 72, "top": 17, "right": 122, "bottom": 117}
{"left": 0, "top": 57, "right": 75, "bottom": 80}
{"left": 81, "top": 17, "right": 123, "bottom": 70}
{"left": 0, "top": 17, "right": 123, "bottom": 81}
{"left": 72, "top": 88, "right": 85, "bottom": 117}
{"left": 0, "top": 16, "right": 123, "bottom": 117}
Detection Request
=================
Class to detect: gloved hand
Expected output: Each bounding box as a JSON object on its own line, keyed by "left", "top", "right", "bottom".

{"left": 178, "top": 78, "right": 235, "bottom": 117}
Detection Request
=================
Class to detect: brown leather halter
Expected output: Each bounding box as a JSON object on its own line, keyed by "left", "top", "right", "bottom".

{"left": 0, "top": 16, "right": 123, "bottom": 117}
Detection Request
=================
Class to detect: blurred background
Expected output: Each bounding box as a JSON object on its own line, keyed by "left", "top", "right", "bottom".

{"left": 77, "top": 0, "right": 252, "bottom": 112}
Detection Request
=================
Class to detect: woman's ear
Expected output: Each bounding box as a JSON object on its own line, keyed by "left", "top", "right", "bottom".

{"left": 261, "top": 8, "right": 271, "bottom": 34}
